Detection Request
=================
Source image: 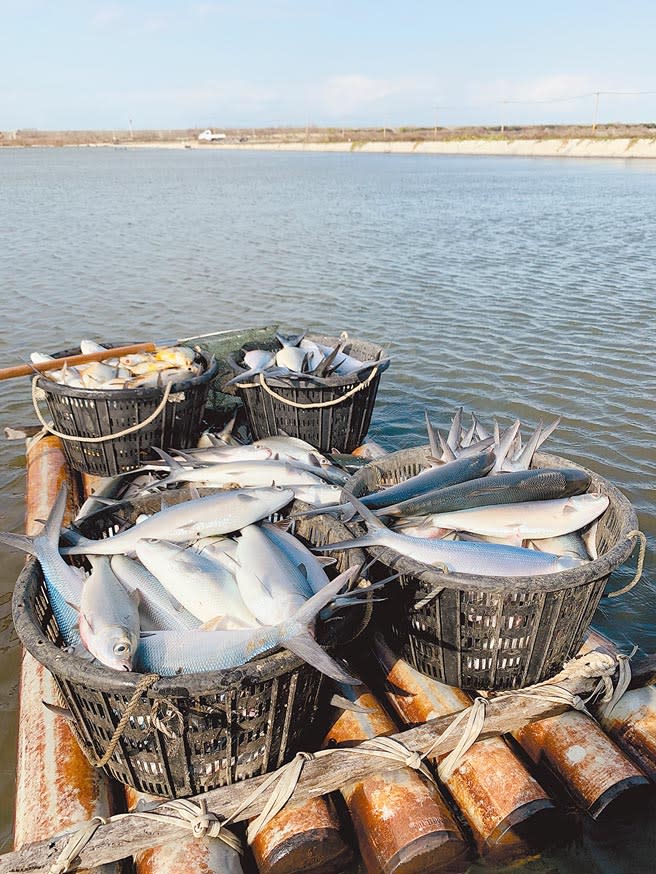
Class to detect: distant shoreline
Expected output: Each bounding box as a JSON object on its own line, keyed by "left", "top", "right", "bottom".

{"left": 4, "top": 137, "right": 656, "bottom": 159}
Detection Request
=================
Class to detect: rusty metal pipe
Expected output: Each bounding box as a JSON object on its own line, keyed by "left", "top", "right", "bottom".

{"left": 14, "top": 435, "right": 123, "bottom": 873}
{"left": 250, "top": 794, "right": 353, "bottom": 874}
{"left": 324, "top": 681, "right": 470, "bottom": 874}
{"left": 126, "top": 786, "right": 244, "bottom": 874}
{"left": 513, "top": 709, "right": 649, "bottom": 819}
{"left": 595, "top": 685, "right": 656, "bottom": 782}
{"left": 371, "top": 635, "right": 556, "bottom": 858}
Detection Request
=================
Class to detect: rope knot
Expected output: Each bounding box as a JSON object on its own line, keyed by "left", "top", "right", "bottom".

{"left": 404, "top": 750, "right": 423, "bottom": 771}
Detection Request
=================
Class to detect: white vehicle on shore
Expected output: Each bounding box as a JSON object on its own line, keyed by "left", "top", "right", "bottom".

{"left": 198, "top": 129, "right": 226, "bottom": 142}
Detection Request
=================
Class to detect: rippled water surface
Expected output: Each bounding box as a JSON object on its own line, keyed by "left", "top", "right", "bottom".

{"left": 0, "top": 148, "right": 654, "bottom": 870}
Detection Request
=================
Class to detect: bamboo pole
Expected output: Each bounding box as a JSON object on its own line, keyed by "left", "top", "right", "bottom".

{"left": 0, "top": 657, "right": 627, "bottom": 874}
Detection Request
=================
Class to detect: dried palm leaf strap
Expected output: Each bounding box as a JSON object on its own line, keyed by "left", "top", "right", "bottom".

{"left": 606, "top": 529, "right": 646, "bottom": 598}
{"left": 55, "top": 673, "right": 161, "bottom": 770}
{"left": 46, "top": 698, "right": 489, "bottom": 874}
{"left": 238, "top": 366, "right": 380, "bottom": 410}
{"left": 31, "top": 376, "right": 174, "bottom": 443}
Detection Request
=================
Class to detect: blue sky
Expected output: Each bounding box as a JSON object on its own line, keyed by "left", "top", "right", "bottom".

{"left": 1, "top": 0, "right": 656, "bottom": 130}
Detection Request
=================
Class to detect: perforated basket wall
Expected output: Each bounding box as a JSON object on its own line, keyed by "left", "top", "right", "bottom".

{"left": 228, "top": 334, "right": 390, "bottom": 453}
{"left": 12, "top": 487, "right": 369, "bottom": 798}
{"left": 345, "top": 449, "right": 639, "bottom": 691}
{"left": 36, "top": 347, "right": 219, "bottom": 477}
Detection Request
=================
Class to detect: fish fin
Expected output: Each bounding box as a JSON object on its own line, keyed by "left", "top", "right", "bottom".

{"left": 472, "top": 412, "right": 490, "bottom": 441}
{"left": 536, "top": 416, "right": 561, "bottom": 449}
{"left": 315, "top": 556, "right": 337, "bottom": 567}
{"left": 0, "top": 531, "right": 37, "bottom": 556}
{"left": 461, "top": 417, "right": 476, "bottom": 448}
{"left": 285, "top": 633, "right": 360, "bottom": 684}
{"left": 152, "top": 446, "right": 184, "bottom": 471}
{"left": 342, "top": 492, "right": 388, "bottom": 532}
{"left": 424, "top": 410, "right": 440, "bottom": 459}
{"left": 42, "top": 700, "right": 76, "bottom": 721}
{"left": 492, "top": 419, "right": 521, "bottom": 474}
{"left": 189, "top": 484, "right": 201, "bottom": 501}
{"left": 237, "top": 493, "right": 259, "bottom": 503}
{"left": 129, "top": 588, "right": 141, "bottom": 607}
{"left": 200, "top": 614, "right": 256, "bottom": 631}
{"left": 446, "top": 407, "right": 463, "bottom": 452}
{"left": 438, "top": 432, "right": 456, "bottom": 462}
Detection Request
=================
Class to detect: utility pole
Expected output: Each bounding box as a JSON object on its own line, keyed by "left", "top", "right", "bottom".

{"left": 501, "top": 101, "right": 507, "bottom": 134}
{"left": 592, "top": 92, "right": 600, "bottom": 134}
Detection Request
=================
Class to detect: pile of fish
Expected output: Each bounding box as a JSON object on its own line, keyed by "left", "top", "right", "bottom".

{"left": 309, "top": 409, "right": 610, "bottom": 578}
{"left": 227, "top": 330, "right": 388, "bottom": 387}
{"left": 1, "top": 471, "right": 378, "bottom": 679}
{"left": 31, "top": 340, "right": 205, "bottom": 390}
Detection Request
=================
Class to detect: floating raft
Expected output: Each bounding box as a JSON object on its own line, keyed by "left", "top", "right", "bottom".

{"left": 8, "top": 434, "right": 656, "bottom": 874}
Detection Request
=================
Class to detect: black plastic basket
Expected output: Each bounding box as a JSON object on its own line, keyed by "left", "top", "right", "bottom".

{"left": 227, "top": 333, "right": 390, "bottom": 453}
{"left": 345, "top": 448, "right": 640, "bottom": 691}
{"left": 12, "top": 486, "right": 369, "bottom": 799}
{"left": 34, "top": 346, "right": 219, "bottom": 477}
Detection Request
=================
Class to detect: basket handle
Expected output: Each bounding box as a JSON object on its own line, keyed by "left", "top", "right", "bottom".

{"left": 240, "top": 367, "right": 380, "bottom": 411}
{"left": 31, "top": 377, "right": 174, "bottom": 443}
{"left": 606, "top": 530, "right": 647, "bottom": 598}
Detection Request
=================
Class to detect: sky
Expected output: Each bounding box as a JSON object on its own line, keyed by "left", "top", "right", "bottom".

{"left": 1, "top": 0, "right": 656, "bottom": 130}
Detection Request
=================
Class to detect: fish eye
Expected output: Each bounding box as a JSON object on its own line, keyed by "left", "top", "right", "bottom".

{"left": 114, "top": 643, "right": 128, "bottom": 654}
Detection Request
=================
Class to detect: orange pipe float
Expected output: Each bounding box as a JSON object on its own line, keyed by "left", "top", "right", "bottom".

{"left": 14, "top": 435, "right": 123, "bottom": 872}
{"left": 250, "top": 794, "right": 353, "bottom": 874}
{"left": 371, "top": 636, "right": 556, "bottom": 858}
{"left": 324, "top": 681, "right": 470, "bottom": 874}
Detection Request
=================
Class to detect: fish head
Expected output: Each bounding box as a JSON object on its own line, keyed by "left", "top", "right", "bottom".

{"left": 80, "top": 614, "right": 138, "bottom": 671}
{"left": 102, "top": 625, "right": 139, "bottom": 671}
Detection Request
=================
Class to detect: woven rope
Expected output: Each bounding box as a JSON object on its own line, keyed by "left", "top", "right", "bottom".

{"left": 237, "top": 366, "right": 379, "bottom": 410}
{"left": 59, "top": 673, "right": 160, "bottom": 769}
{"left": 31, "top": 377, "right": 173, "bottom": 443}
{"left": 607, "top": 530, "right": 646, "bottom": 598}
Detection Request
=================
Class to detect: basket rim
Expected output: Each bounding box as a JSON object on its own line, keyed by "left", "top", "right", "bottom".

{"left": 11, "top": 496, "right": 367, "bottom": 698}
{"left": 227, "top": 332, "right": 390, "bottom": 390}
{"left": 35, "top": 346, "right": 219, "bottom": 401}
{"left": 343, "top": 447, "right": 639, "bottom": 594}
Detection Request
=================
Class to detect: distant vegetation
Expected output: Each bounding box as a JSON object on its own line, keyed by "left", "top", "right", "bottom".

{"left": 2, "top": 123, "right": 656, "bottom": 148}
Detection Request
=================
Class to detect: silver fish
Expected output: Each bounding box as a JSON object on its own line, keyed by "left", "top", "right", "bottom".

{"left": 314, "top": 494, "right": 585, "bottom": 579}
{"left": 0, "top": 483, "right": 82, "bottom": 643}
{"left": 134, "top": 570, "right": 359, "bottom": 681}
{"left": 135, "top": 539, "right": 258, "bottom": 629}
{"left": 61, "top": 487, "right": 295, "bottom": 556}
{"left": 110, "top": 553, "right": 202, "bottom": 631}
{"left": 79, "top": 557, "right": 140, "bottom": 671}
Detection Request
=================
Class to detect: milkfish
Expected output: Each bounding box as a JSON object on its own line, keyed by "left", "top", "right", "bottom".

{"left": 110, "top": 553, "right": 202, "bottom": 631}
{"left": 376, "top": 467, "right": 591, "bottom": 518}
{"left": 79, "top": 556, "right": 140, "bottom": 671}
{"left": 134, "top": 570, "right": 360, "bottom": 681}
{"left": 141, "top": 451, "right": 326, "bottom": 493}
{"left": 313, "top": 494, "right": 586, "bottom": 579}
{"left": 0, "top": 483, "right": 82, "bottom": 643}
{"left": 60, "top": 487, "right": 295, "bottom": 555}
{"left": 301, "top": 448, "right": 496, "bottom": 520}
{"left": 415, "top": 493, "right": 609, "bottom": 539}
{"left": 135, "top": 539, "right": 259, "bottom": 629}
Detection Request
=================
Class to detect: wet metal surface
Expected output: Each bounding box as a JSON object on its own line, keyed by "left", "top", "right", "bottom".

{"left": 324, "top": 685, "right": 469, "bottom": 874}
{"left": 514, "top": 709, "right": 649, "bottom": 818}
{"left": 14, "top": 436, "right": 122, "bottom": 874}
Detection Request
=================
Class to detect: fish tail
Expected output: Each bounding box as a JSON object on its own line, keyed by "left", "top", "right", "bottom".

{"left": 284, "top": 633, "right": 360, "bottom": 684}
{"left": 0, "top": 531, "right": 37, "bottom": 556}
{"left": 44, "top": 482, "right": 68, "bottom": 546}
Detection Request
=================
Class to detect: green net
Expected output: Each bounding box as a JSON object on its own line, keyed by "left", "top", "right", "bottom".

{"left": 186, "top": 325, "right": 279, "bottom": 417}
